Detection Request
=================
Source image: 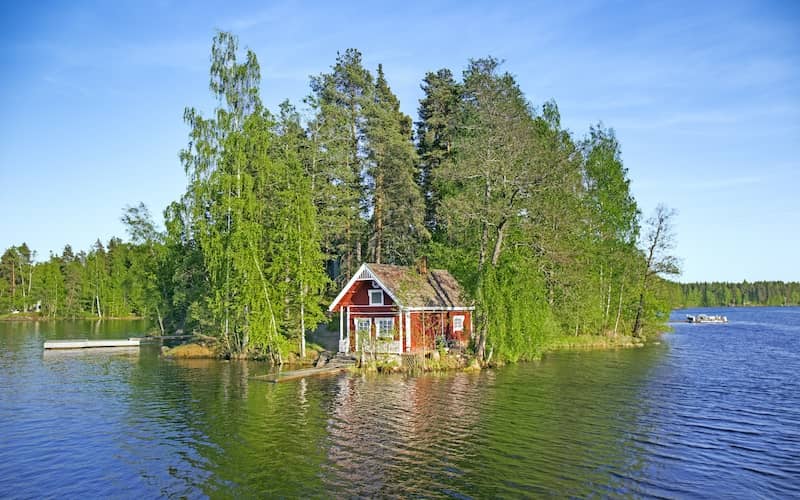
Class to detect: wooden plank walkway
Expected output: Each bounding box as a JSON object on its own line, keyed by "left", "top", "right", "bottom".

{"left": 252, "top": 355, "right": 356, "bottom": 383}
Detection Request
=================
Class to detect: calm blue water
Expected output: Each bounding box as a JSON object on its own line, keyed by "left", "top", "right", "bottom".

{"left": 0, "top": 309, "right": 798, "bottom": 498}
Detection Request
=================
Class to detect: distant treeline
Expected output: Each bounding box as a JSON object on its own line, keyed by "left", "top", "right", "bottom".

{"left": 679, "top": 281, "right": 800, "bottom": 307}
{"left": 0, "top": 239, "right": 156, "bottom": 319}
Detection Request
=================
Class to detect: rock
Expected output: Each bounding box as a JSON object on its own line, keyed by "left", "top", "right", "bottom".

{"left": 464, "top": 358, "right": 482, "bottom": 372}
{"left": 315, "top": 351, "right": 330, "bottom": 368}
{"left": 162, "top": 343, "right": 216, "bottom": 359}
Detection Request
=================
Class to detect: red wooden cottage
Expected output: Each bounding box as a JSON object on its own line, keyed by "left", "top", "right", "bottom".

{"left": 329, "top": 262, "right": 474, "bottom": 354}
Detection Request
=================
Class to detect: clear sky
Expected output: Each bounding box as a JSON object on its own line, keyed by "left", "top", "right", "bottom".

{"left": 1, "top": 1, "right": 797, "bottom": 282}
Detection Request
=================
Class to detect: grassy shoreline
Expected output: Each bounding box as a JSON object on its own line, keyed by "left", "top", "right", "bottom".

{"left": 0, "top": 312, "right": 145, "bottom": 322}
{"left": 162, "top": 332, "right": 646, "bottom": 374}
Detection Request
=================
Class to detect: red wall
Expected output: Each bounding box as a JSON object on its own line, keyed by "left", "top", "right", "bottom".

{"left": 449, "top": 310, "right": 472, "bottom": 344}
{"left": 409, "top": 310, "right": 472, "bottom": 351}
{"left": 337, "top": 280, "right": 395, "bottom": 309}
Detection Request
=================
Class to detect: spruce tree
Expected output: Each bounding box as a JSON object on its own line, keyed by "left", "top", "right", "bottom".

{"left": 306, "top": 49, "right": 373, "bottom": 281}
{"left": 366, "top": 65, "right": 428, "bottom": 264}
{"left": 416, "top": 69, "right": 460, "bottom": 233}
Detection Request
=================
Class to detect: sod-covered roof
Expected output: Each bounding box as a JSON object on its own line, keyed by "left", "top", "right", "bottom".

{"left": 365, "top": 263, "right": 470, "bottom": 308}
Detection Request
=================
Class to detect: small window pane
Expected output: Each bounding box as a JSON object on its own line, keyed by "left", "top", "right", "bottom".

{"left": 376, "top": 318, "right": 394, "bottom": 338}
{"left": 369, "top": 290, "right": 383, "bottom": 305}
{"left": 453, "top": 315, "right": 465, "bottom": 332}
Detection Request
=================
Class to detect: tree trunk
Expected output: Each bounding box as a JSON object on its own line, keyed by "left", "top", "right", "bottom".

{"left": 478, "top": 223, "right": 489, "bottom": 273}
{"left": 477, "top": 319, "right": 488, "bottom": 362}
{"left": 374, "top": 172, "right": 383, "bottom": 264}
{"left": 345, "top": 227, "right": 351, "bottom": 280}
{"left": 633, "top": 208, "right": 668, "bottom": 336}
{"left": 156, "top": 306, "right": 165, "bottom": 336}
{"left": 491, "top": 219, "right": 507, "bottom": 266}
{"left": 632, "top": 292, "right": 645, "bottom": 337}
{"left": 614, "top": 282, "right": 624, "bottom": 336}
{"left": 300, "top": 298, "right": 306, "bottom": 358}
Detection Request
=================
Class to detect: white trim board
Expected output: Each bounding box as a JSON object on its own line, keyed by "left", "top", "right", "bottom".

{"left": 328, "top": 263, "right": 403, "bottom": 311}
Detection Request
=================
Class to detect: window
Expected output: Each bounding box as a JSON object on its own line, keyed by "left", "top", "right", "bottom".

{"left": 376, "top": 318, "right": 394, "bottom": 339}
{"left": 369, "top": 289, "right": 384, "bottom": 305}
{"left": 355, "top": 318, "right": 371, "bottom": 334}
{"left": 453, "top": 315, "right": 465, "bottom": 332}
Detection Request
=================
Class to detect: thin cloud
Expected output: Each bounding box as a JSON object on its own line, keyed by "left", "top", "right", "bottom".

{"left": 682, "top": 176, "right": 763, "bottom": 191}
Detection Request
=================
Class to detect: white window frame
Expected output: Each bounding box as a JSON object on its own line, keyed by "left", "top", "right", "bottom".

{"left": 369, "top": 289, "right": 384, "bottom": 306}
{"left": 355, "top": 318, "right": 371, "bottom": 333}
{"left": 453, "top": 315, "right": 465, "bottom": 332}
{"left": 375, "top": 317, "right": 395, "bottom": 339}
{"left": 354, "top": 317, "right": 371, "bottom": 349}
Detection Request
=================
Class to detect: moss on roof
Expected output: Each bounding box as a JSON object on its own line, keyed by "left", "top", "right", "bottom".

{"left": 366, "top": 263, "right": 471, "bottom": 308}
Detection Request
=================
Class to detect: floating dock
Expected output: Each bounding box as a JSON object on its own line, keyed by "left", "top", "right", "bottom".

{"left": 44, "top": 338, "right": 144, "bottom": 349}
{"left": 251, "top": 354, "right": 356, "bottom": 383}
{"left": 252, "top": 365, "right": 351, "bottom": 383}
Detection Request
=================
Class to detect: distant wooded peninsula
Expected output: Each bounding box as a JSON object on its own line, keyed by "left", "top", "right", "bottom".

{"left": 677, "top": 281, "right": 800, "bottom": 307}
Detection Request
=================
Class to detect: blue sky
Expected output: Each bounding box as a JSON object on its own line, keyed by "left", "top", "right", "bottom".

{"left": 1, "top": 0, "right": 797, "bottom": 282}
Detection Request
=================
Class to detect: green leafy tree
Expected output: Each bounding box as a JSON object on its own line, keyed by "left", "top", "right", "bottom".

{"left": 60, "top": 245, "right": 83, "bottom": 318}
{"left": 633, "top": 204, "right": 681, "bottom": 336}
{"left": 580, "top": 124, "right": 641, "bottom": 335}
{"left": 180, "top": 31, "right": 278, "bottom": 355}
{"left": 122, "top": 202, "right": 169, "bottom": 331}
{"left": 176, "top": 31, "right": 328, "bottom": 361}
{"left": 33, "top": 254, "right": 65, "bottom": 317}
{"left": 436, "top": 58, "right": 580, "bottom": 360}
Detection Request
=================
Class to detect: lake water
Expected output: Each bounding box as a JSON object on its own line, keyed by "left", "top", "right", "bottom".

{"left": 0, "top": 308, "right": 798, "bottom": 498}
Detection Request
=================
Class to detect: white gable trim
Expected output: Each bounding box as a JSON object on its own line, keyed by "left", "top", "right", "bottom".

{"left": 328, "top": 263, "right": 403, "bottom": 312}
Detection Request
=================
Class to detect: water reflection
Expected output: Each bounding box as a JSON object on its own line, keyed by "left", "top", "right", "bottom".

{"left": 324, "top": 373, "right": 485, "bottom": 496}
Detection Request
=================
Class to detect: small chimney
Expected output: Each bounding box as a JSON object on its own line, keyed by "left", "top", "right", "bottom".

{"left": 416, "top": 256, "right": 428, "bottom": 275}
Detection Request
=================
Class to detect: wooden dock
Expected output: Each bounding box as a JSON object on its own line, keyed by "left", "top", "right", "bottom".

{"left": 44, "top": 338, "right": 146, "bottom": 349}
{"left": 252, "top": 365, "right": 351, "bottom": 383}
{"left": 252, "top": 354, "right": 356, "bottom": 383}
{"left": 42, "top": 335, "right": 192, "bottom": 350}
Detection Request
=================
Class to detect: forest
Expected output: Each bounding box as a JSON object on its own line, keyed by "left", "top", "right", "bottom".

{"left": 678, "top": 281, "right": 800, "bottom": 307}
{"left": 0, "top": 32, "right": 682, "bottom": 363}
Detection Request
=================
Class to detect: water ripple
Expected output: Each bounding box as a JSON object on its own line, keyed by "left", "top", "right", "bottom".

{"left": 1, "top": 311, "right": 799, "bottom": 497}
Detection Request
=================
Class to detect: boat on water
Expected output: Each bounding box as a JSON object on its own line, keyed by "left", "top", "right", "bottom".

{"left": 686, "top": 314, "right": 728, "bottom": 324}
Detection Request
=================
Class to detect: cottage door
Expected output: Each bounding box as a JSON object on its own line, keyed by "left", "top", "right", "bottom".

{"left": 354, "top": 318, "right": 371, "bottom": 351}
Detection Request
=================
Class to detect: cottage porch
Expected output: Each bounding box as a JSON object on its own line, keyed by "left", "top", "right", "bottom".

{"left": 338, "top": 307, "right": 409, "bottom": 355}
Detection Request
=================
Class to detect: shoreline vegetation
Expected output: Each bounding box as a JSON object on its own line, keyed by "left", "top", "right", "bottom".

{"left": 4, "top": 31, "right": 689, "bottom": 367}
{"left": 161, "top": 328, "right": 646, "bottom": 375}
{"left": 0, "top": 312, "right": 145, "bottom": 322}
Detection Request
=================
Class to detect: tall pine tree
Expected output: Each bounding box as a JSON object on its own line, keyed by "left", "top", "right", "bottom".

{"left": 366, "top": 64, "right": 428, "bottom": 264}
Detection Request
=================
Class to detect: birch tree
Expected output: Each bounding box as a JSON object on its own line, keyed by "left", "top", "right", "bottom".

{"left": 633, "top": 204, "right": 680, "bottom": 336}
{"left": 179, "top": 31, "right": 281, "bottom": 356}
